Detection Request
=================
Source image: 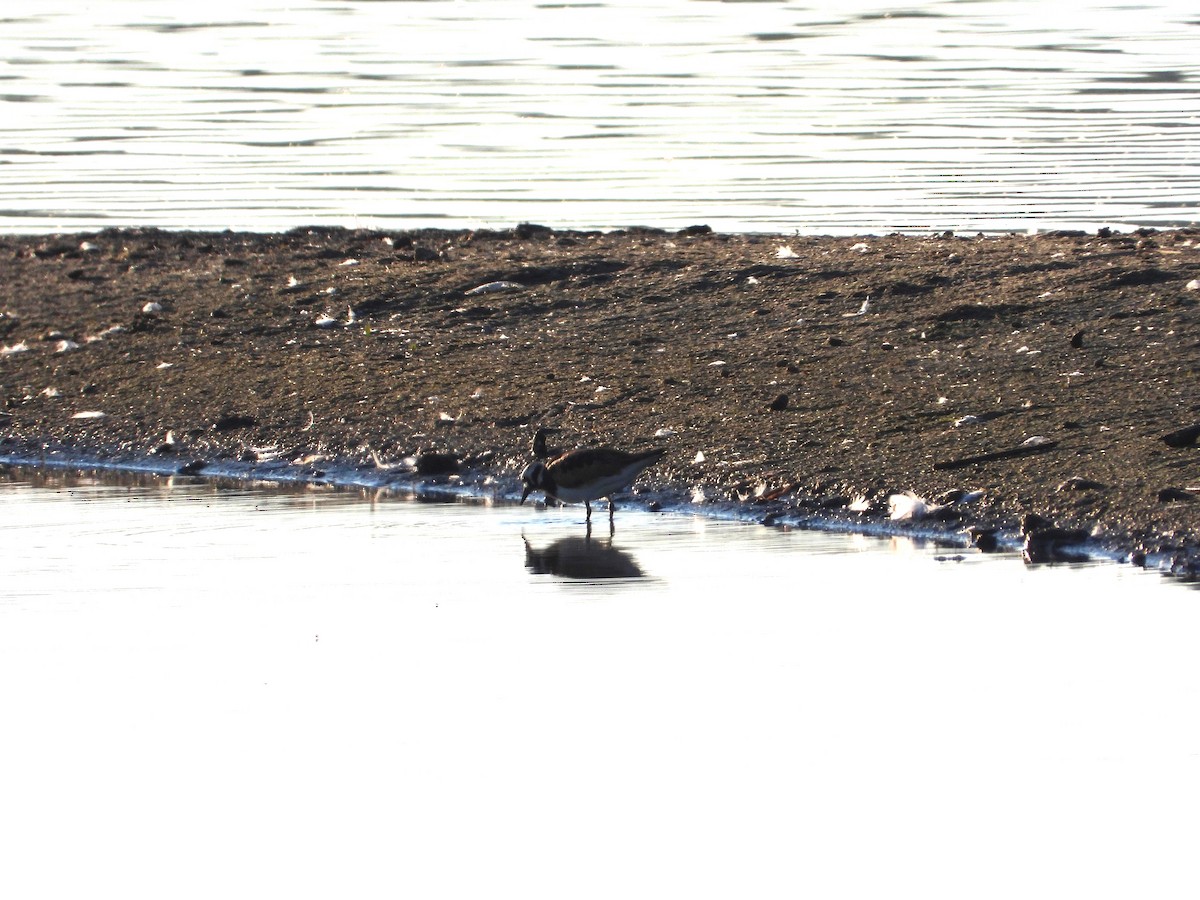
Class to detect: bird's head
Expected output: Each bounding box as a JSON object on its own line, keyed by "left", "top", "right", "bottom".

{"left": 520, "top": 460, "right": 548, "bottom": 504}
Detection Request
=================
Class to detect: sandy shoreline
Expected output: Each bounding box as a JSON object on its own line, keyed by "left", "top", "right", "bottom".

{"left": 3, "top": 224, "right": 1199, "bottom": 573}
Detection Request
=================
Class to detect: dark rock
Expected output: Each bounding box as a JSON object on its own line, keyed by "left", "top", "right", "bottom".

{"left": 1070, "top": 329, "right": 1085, "bottom": 349}
{"left": 768, "top": 393, "right": 789, "bottom": 411}
{"left": 177, "top": 459, "right": 207, "bottom": 475}
{"left": 1058, "top": 477, "right": 1108, "bottom": 492}
{"left": 514, "top": 222, "right": 552, "bottom": 240}
{"left": 968, "top": 527, "right": 1000, "bottom": 553}
{"left": 1162, "top": 423, "right": 1200, "bottom": 448}
{"left": 212, "top": 414, "right": 257, "bottom": 432}
{"left": 414, "top": 451, "right": 460, "bottom": 475}
{"left": 1158, "top": 487, "right": 1197, "bottom": 503}
{"left": 1021, "top": 513, "right": 1091, "bottom": 564}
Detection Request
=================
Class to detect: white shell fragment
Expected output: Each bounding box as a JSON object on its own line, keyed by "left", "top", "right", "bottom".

{"left": 56, "top": 340, "right": 80, "bottom": 352}
{"left": 465, "top": 281, "right": 524, "bottom": 296}
{"left": 1, "top": 342, "right": 29, "bottom": 355}
{"left": 843, "top": 297, "right": 872, "bottom": 317}
{"left": 72, "top": 410, "right": 106, "bottom": 419}
{"left": 1187, "top": 279, "right": 1200, "bottom": 291}
{"left": 775, "top": 246, "right": 798, "bottom": 259}
{"left": 141, "top": 301, "right": 163, "bottom": 315}
{"left": 86, "top": 325, "right": 125, "bottom": 343}
{"left": 889, "top": 492, "right": 939, "bottom": 521}
{"left": 314, "top": 313, "right": 338, "bottom": 328}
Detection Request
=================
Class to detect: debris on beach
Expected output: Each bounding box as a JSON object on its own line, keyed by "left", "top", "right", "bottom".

{"left": 1161, "top": 422, "right": 1200, "bottom": 448}
{"left": 465, "top": 281, "right": 524, "bottom": 296}
{"left": 1021, "top": 514, "right": 1091, "bottom": 564}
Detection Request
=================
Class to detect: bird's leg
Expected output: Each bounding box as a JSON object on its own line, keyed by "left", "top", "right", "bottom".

{"left": 585, "top": 500, "right": 592, "bottom": 523}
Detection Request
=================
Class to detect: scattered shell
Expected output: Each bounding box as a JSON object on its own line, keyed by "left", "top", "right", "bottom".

{"left": 1, "top": 342, "right": 29, "bottom": 355}
{"left": 1187, "top": 279, "right": 1200, "bottom": 291}
{"left": 653, "top": 427, "right": 677, "bottom": 438}
{"left": 156, "top": 362, "right": 174, "bottom": 369}
{"left": 314, "top": 313, "right": 338, "bottom": 328}
{"left": 465, "top": 281, "right": 524, "bottom": 296}
{"left": 888, "top": 491, "right": 967, "bottom": 521}
{"left": 86, "top": 325, "right": 124, "bottom": 342}
{"left": 843, "top": 297, "right": 871, "bottom": 317}
{"left": 1022, "top": 435, "right": 1053, "bottom": 447}
{"left": 775, "top": 246, "right": 798, "bottom": 259}
{"left": 849, "top": 242, "right": 871, "bottom": 253}
{"left": 954, "top": 415, "right": 979, "bottom": 427}
{"left": 690, "top": 486, "right": 707, "bottom": 504}
{"left": 56, "top": 340, "right": 80, "bottom": 352}
{"left": 889, "top": 492, "right": 932, "bottom": 520}
{"left": 71, "top": 410, "right": 106, "bottom": 419}
{"left": 41, "top": 387, "right": 61, "bottom": 398}
{"left": 339, "top": 258, "right": 360, "bottom": 266}
{"left": 693, "top": 451, "right": 706, "bottom": 464}
{"left": 141, "top": 301, "right": 163, "bottom": 315}
{"left": 848, "top": 495, "right": 872, "bottom": 513}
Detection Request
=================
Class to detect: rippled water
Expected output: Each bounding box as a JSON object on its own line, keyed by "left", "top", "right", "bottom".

{"left": 2, "top": 469, "right": 1198, "bottom": 898}
{"left": 2, "top": 0, "right": 1198, "bottom": 234}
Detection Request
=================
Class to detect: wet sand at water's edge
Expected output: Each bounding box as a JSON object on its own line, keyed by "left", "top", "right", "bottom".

{"left": 2, "top": 225, "right": 1199, "bottom": 571}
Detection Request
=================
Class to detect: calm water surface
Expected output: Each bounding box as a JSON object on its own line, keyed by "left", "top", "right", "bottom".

{"left": 2, "top": 471, "right": 1198, "bottom": 898}
{"left": 2, "top": 0, "right": 1198, "bottom": 234}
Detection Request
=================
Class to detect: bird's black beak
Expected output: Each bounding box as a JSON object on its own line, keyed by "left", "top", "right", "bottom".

{"left": 520, "top": 483, "right": 533, "bottom": 504}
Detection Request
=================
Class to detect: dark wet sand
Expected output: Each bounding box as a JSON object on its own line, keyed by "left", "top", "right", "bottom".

{"left": 2, "top": 225, "right": 1199, "bottom": 569}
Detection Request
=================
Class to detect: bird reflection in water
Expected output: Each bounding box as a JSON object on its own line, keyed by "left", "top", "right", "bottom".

{"left": 523, "top": 533, "right": 645, "bottom": 580}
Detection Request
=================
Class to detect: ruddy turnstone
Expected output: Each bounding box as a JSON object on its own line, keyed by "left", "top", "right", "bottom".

{"left": 520, "top": 436, "right": 666, "bottom": 524}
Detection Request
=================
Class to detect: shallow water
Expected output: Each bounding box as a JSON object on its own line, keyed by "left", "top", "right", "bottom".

{"left": 2, "top": 469, "right": 1198, "bottom": 898}
{"left": 2, "top": 0, "right": 1198, "bottom": 235}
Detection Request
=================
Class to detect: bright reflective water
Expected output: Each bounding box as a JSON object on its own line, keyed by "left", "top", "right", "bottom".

{"left": 2, "top": 470, "right": 1198, "bottom": 899}
{"left": 2, "top": 0, "right": 1198, "bottom": 235}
